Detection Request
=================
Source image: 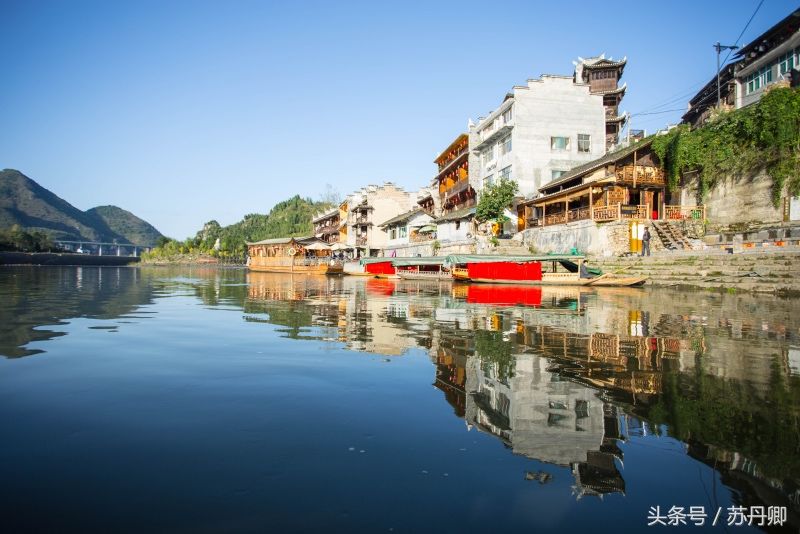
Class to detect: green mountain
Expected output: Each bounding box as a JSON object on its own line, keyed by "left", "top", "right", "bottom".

{"left": 193, "top": 195, "right": 333, "bottom": 256}
{"left": 0, "top": 169, "right": 164, "bottom": 246}
{"left": 86, "top": 205, "right": 163, "bottom": 247}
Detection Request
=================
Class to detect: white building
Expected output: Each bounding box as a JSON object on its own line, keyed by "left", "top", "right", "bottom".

{"left": 469, "top": 74, "right": 606, "bottom": 201}
{"left": 342, "top": 182, "right": 413, "bottom": 257}
{"left": 380, "top": 208, "right": 436, "bottom": 257}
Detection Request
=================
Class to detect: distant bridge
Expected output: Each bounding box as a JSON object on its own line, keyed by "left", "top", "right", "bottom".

{"left": 53, "top": 240, "right": 152, "bottom": 257}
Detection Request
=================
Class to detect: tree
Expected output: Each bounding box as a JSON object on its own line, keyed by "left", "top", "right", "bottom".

{"left": 476, "top": 179, "right": 519, "bottom": 227}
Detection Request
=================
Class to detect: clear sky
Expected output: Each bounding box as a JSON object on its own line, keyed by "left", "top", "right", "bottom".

{"left": 1, "top": 0, "right": 796, "bottom": 239}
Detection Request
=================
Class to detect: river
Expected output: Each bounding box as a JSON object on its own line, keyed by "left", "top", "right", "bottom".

{"left": 1, "top": 266, "right": 798, "bottom": 532}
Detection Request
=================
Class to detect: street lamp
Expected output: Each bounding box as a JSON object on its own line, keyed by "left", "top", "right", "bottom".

{"left": 714, "top": 42, "right": 739, "bottom": 108}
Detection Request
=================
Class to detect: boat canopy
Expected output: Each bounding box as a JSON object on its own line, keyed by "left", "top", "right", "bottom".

{"left": 444, "top": 254, "right": 585, "bottom": 265}
{"left": 391, "top": 257, "right": 447, "bottom": 267}
{"left": 359, "top": 257, "right": 395, "bottom": 265}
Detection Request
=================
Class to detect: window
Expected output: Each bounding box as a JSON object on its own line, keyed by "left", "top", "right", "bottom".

{"left": 779, "top": 51, "right": 795, "bottom": 75}
{"left": 455, "top": 220, "right": 461, "bottom": 230}
{"left": 577, "top": 134, "right": 591, "bottom": 153}
{"left": 483, "top": 174, "right": 494, "bottom": 187}
{"left": 499, "top": 165, "right": 512, "bottom": 182}
{"left": 389, "top": 228, "right": 397, "bottom": 240}
{"left": 551, "top": 170, "right": 566, "bottom": 179}
{"left": 551, "top": 136, "right": 570, "bottom": 151}
{"left": 483, "top": 146, "right": 494, "bottom": 164}
{"left": 500, "top": 134, "right": 512, "bottom": 155}
{"left": 502, "top": 107, "right": 512, "bottom": 124}
{"left": 746, "top": 65, "right": 774, "bottom": 94}
{"left": 399, "top": 226, "right": 407, "bottom": 238}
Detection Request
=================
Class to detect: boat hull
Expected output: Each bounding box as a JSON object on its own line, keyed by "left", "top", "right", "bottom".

{"left": 248, "top": 260, "right": 343, "bottom": 275}
{"left": 397, "top": 272, "right": 452, "bottom": 281}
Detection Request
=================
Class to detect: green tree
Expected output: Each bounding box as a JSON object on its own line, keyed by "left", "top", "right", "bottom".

{"left": 476, "top": 178, "right": 519, "bottom": 230}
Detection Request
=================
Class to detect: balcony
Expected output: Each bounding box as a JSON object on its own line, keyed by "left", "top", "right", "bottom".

{"left": 616, "top": 165, "right": 665, "bottom": 186}
{"left": 472, "top": 123, "right": 513, "bottom": 152}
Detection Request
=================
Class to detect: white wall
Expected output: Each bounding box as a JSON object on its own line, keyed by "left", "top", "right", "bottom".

{"left": 471, "top": 76, "right": 606, "bottom": 199}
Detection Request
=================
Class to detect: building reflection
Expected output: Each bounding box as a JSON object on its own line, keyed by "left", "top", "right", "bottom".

{"left": 242, "top": 274, "right": 800, "bottom": 510}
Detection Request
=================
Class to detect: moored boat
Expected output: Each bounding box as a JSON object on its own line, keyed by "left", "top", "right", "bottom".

{"left": 394, "top": 257, "right": 452, "bottom": 281}
{"left": 246, "top": 237, "right": 343, "bottom": 274}
{"left": 359, "top": 257, "right": 397, "bottom": 278}
{"left": 445, "top": 254, "right": 646, "bottom": 287}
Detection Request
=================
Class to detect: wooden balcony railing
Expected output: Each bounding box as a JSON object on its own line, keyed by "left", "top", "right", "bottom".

{"left": 544, "top": 212, "right": 567, "bottom": 225}
{"left": 567, "top": 207, "right": 591, "bottom": 222}
{"left": 664, "top": 205, "right": 705, "bottom": 220}
{"left": 593, "top": 204, "right": 621, "bottom": 222}
{"left": 616, "top": 165, "right": 665, "bottom": 185}
{"left": 356, "top": 236, "right": 368, "bottom": 246}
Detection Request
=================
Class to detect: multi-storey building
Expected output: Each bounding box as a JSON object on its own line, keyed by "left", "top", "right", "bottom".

{"left": 469, "top": 73, "right": 606, "bottom": 203}
{"left": 683, "top": 7, "right": 800, "bottom": 126}
{"left": 311, "top": 207, "right": 341, "bottom": 244}
{"left": 574, "top": 55, "right": 628, "bottom": 149}
{"left": 342, "top": 182, "right": 412, "bottom": 257}
{"left": 734, "top": 7, "right": 800, "bottom": 109}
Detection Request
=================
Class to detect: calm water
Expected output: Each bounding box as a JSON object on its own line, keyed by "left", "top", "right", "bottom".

{"left": 1, "top": 266, "right": 799, "bottom": 533}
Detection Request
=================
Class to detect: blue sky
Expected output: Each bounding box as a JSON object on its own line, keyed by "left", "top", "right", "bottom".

{"left": 1, "top": 0, "right": 796, "bottom": 239}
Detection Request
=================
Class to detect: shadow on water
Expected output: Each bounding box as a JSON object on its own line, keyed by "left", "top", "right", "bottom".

{"left": 1, "top": 265, "right": 799, "bottom": 531}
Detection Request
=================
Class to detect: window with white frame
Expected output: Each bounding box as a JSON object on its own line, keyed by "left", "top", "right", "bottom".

{"left": 551, "top": 170, "right": 566, "bottom": 179}
{"left": 746, "top": 65, "right": 773, "bottom": 94}
{"left": 389, "top": 228, "right": 397, "bottom": 240}
{"left": 483, "top": 174, "right": 494, "bottom": 188}
{"left": 551, "top": 136, "right": 570, "bottom": 151}
{"left": 483, "top": 146, "right": 494, "bottom": 164}
{"left": 502, "top": 107, "right": 512, "bottom": 124}
{"left": 779, "top": 51, "right": 795, "bottom": 75}
{"left": 577, "top": 134, "right": 591, "bottom": 153}
{"left": 399, "top": 226, "right": 407, "bottom": 238}
{"left": 500, "top": 134, "right": 512, "bottom": 155}
{"left": 499, "top": 165, "right": 512, "bottom": 182}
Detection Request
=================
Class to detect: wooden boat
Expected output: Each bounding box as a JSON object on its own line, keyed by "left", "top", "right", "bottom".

{"left": 246, "top": 237, "right": 343, "bottom": 274}
{"left": 358, "top": 258, "right": 397, "bottom": 279}
{"left": 394, "top": 257, "right": 452, "bottom": 281}
{"left": 445, "top": 254, "right": 646, "bottom": 287}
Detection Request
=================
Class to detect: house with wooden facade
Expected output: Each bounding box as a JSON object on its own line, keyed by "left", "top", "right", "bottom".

{"left": 517, "top": 138, "right": 703, "bottom": 231}
{"left": 312, "top": 207, "right": 342, "bottom": 245}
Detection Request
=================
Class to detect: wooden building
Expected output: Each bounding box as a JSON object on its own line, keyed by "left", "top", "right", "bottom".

{"left": 575, "top": 56, "right": 628, "bottom": 149}
{"left": 517, "top": 139, "right": 702, "bottom": 230}
{"left": 434, "top": 133, "right": 475, "bottom": 217}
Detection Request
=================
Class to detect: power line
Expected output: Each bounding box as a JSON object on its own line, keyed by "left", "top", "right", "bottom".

{"left": 722, "top": 0, "right": 765, "bottom": 65}
{"left": 630, "top": 108, "right": 686, "bottom": 117}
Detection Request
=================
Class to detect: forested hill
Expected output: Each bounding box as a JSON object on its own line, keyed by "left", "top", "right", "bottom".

{"left": 146, "top": 195, "right": 333, "bottom": 260}
{"left": 0, "top": 169, "right": 164, "bottom": 246}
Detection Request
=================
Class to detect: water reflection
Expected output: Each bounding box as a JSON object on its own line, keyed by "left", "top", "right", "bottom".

{"left": 1, "top": 266, "right": 799, "bottom": 530}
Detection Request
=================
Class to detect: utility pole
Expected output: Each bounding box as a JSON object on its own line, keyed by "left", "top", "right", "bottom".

{"left": 714, "top": 42, "right": 739, "bottom": 108}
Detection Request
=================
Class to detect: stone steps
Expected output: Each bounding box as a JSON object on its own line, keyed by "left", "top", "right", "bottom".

{"left": 587, "top": 251, "right": 800, "bottom": 293}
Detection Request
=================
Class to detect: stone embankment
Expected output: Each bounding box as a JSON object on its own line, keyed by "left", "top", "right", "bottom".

{"left": 589, "top": 248, "right": 800, "bottom": 294}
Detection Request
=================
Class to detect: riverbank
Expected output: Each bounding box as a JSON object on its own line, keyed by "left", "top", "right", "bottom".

{"left": 0, "top": 252, "right": 140, "bottom": 266}
{"left": 590, "top": 249, "right": 800, "bottom": 295}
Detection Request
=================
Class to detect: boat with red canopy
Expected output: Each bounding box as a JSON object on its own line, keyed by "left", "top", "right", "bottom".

{"left": 445, "top": 254, "right": 646, "bottom": 287}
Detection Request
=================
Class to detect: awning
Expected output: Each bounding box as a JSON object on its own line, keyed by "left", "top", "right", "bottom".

{"left": 304, "top": 241, "right": 331, "bottom": 250}
{"left": 418, "top": 225, "right": 437, "bottom": 233}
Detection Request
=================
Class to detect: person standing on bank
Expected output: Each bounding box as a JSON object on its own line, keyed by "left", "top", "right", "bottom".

{"left": 642, "top": 227, "right": 651, "bottom": 257}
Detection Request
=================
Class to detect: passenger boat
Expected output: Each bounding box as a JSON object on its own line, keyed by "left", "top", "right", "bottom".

{"left": 445, "top": 254, "right": 646, "bottom": 287}
{"left": 246, "top": 237, "right": 343, "bottom": 274}
{"left": 394, "top": 257, "right": 451, "bottom": 281}
{"left": 359, "top": 257, "right": 397, "bottom": 279}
